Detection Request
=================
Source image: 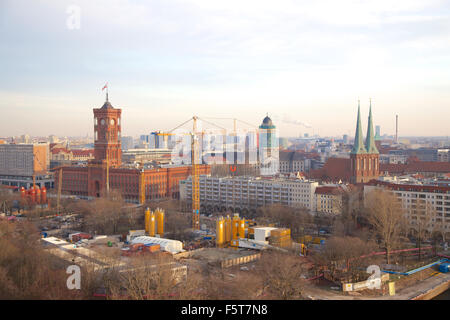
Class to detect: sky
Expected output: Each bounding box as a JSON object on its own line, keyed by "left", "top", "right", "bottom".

{"left": 0, "top": 0, "right": 449, "bottom": 138}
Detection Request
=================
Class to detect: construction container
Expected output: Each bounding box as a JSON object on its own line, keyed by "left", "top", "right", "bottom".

{"left": 144, "top": 243, "right": 160, "bottom": 252}
{"left": 271, "top": 228, "right": 290, "bottom": 237}
{"left": 156, "top": 208, "right": 164, "bottom": 236}
{"left": 313, "top": 237, "right": 325, "bottom": 244}
{"left": 70, "top": 232, "right": 92, "bottom": 242}
{"left": 144, "top": 208, "right": 150, "bottom": 234}
{"left": 439, "top": 263, "right": 450, "bottom": 273}
{"left": 35, "top": 187, "right": 41, "bottom": 204}
{"left": 30, "top": 187, "right": 36, "bottom": 204}
{"left": 216, "top": 217, "right": 225, "bottom": 247}
{"left": 238, "top": 218, "right": 246, "bottom": 239}
{"left": 225, "top": 215, "right": 231, "bottom": 243}
{"left": 149, "top": 211, "right": 156, "bottom": 237}
{"left": 20, "top": 186, "right": 25, "bottom": 199}
{"left": 41, "top": 187, "right": 47, "bottom": 204}
{"left": 232, "top": 214, "right": 239, "bottom": 240}
{"left": 131, "top": 236, "right": 183, "bottom": 254}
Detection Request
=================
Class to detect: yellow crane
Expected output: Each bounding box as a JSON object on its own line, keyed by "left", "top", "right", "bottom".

{"left": 191, "top": 116, "right": 200, "bottom": 230}
{"left": 157, "top": 116, "right": 226, "bottom": 230}
{"left": 57, "top": 167, "right": 62, "bottom": 214}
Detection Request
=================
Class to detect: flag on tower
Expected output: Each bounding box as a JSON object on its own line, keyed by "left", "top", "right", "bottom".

{"left": 102, "top": 83, "right": 108, "bottom": 91}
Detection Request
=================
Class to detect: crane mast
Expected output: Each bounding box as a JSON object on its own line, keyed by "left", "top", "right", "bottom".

{"left": 191, "top": 116, "right": 200, "bottom": 230}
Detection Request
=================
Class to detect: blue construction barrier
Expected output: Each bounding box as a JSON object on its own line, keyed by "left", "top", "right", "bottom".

{"left": 381, "top": 259, "right": 449, "bottom": 276}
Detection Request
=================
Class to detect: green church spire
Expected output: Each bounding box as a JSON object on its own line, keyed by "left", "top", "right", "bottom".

{"left": 351, "top": 100, "right": 367, "bottom": 154}
{"left": 365, "top": 99, "right": 379, "bottom": 154}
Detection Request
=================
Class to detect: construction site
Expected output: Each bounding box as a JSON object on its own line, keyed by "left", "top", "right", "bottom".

{"left": 3, "top": 109, "right": 450, "bottom": 300}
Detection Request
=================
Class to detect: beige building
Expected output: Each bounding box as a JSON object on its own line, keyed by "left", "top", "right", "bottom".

{"left": 0, "top": 143, "right": 52, "bottom": 188}
{"left": 364, "top": 180, "right": 450, "bottom": 241}
{"left": 180, "top": 175, "right": 318, "bottom": 213}
{"left": 315, "top": 186, "right": 344, "bottom": 214}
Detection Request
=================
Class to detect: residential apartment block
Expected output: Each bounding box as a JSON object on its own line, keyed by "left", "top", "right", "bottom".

{"left": 180, "top": 175, "right": 318, "bottom": 214}
{"left": 364, "top": 179, "right": 450, "bottom": 240}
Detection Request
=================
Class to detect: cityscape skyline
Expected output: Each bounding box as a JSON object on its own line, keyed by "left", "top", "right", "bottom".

{"left": 1, "top": 0, "right": 450, "bottom": 137}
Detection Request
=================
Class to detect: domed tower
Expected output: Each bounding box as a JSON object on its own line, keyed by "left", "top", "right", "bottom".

{"left": 93, "top": 93, "right": 122, "bottom": 167}
{"left": 259, "top": 114, "right": 279, "bottom": 176}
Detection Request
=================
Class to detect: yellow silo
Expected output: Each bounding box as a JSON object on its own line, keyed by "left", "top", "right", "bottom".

{"left": 156, "top": 208, "right": 164, "bottom": 236}
{"left": 149, "top": 210, "right": 156, "bottom": 237}
{"left": 216, "top": 217, "right": 225, "bottom": 247}
{"left": 232, "top": 213, "right": 239, "bottom": 240}
{"left": 144, "top": 208, "right": 150, "bottom": 234}
{"left": 238, "top": 218, "right": 246, "bottom": 239}
{"left": 225, "top": 215, "right": 231, "bottom": 243}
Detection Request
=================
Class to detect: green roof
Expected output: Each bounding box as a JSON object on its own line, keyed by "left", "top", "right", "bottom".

{"left": 365, "top": 101, "right": 379, "bottom": 154}
{"left": 351, "top": 101, "right": 367, "bottom": 155}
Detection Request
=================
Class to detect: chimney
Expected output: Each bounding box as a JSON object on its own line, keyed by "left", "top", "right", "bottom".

{"left": 395, "top": 115, "right": 398, "bottom": 143}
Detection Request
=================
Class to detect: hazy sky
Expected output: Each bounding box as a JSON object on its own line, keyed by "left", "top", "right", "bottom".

{"left": 1, "top": 0, "right": 449, "bottom": 138}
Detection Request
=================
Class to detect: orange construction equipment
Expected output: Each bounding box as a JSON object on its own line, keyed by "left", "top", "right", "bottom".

{"left": 41, "top": 186, "right": 47, "bottom": 204}
{"left": 238, "top": 218, "right": 246, "bottom": 239}
{"left": 156, "top": 208, "right": 164, "bottom": 236}
{"left": 232, "top": 213, "right": 239, "bottom": 241}
{"left": 35, "top": 186, "right": 41, "bottom": 204}
{"left": 216, "top": 217, "right": 225, "bottom": 247}
{"left": 225, "top": 215, "right": 231, "bottom": 243}
{"left": 144, "top": 208, "right": 150, "bottom": 234}
{"left": 20, "top": 187, "right": 25, "bottom": 199}
{"left": 149, "top": 210, "right": 156, "bottom": 237}
{"left": 30, "top": 186, "right": 36, "bottom": 204}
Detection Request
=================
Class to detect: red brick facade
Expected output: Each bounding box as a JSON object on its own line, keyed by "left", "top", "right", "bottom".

{"left": 54, "top": 97, "right": 210, "bottom": 202}
{"left": 93, "top": 101, "right": 122, "bottom": 167}
{"left": 350, "top": 153, "right": 380, "bottom": 183}
{"left": 56, "top": 164, "right": 210, "bottom": 202}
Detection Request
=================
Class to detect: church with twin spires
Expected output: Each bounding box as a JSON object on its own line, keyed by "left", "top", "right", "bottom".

{"left": 308, "top": 100, "right": 380, "bottom": 184}
{"left": 350, "top": 100, "right": 380, "bottom": 183}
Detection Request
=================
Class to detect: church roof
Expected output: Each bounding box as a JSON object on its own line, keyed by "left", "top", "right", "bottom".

{"left": 351, "top": 101, "right": 367, "bottom": 155}
{"left": 365, "top": 101, "right": 379, "bottom": 154}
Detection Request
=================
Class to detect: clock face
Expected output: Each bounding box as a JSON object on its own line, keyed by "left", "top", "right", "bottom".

{"left": 101, "top": 119, "right": 105, "bottom": 125}
{"left": 110, "top": 119, "right": 115, "bottom": 125}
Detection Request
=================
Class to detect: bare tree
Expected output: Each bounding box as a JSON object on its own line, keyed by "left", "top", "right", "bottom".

{"left": 0, "top": 220, "right": 80, "bottom": 299}
{"left": 103, "top": 253, "right": 183, "bottom": 300}
{"left": 254, "top": 251, "right": 307, "bottom": 300}
{"left": 409, "top": 199, "right": 437, "bottom": 261}
{"left": 81, "top": 189, "right": 125, "bottom": 234}
{"left": 256, "top": 204, "right": 312, "bottom": 238}
{"left": 364, "top": 189, "right": 407, "bottom": 264}
{"left": 315, "top": 236, "right": 378, "bottom": 283}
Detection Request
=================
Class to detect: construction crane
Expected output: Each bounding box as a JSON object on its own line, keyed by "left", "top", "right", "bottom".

{"left": 57, "top": 167, "right": 62, "bottom": 214}
{"left": 191, "top": 116, "right": 200, "bottom": 230}
{"left": 156, "top": 116, "right": 227, "bottom": 230}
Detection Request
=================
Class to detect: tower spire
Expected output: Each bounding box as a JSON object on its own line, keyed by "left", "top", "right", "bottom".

{"left": 351, "top": 100, "right": 367, "bottom": 154}
{"left": 365, "top": 99, "right": 379, "bottom": 154}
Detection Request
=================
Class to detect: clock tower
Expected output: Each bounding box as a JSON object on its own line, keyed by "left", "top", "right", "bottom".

{"left": 93, "top": 93, "right": 122, "bottom": 167}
